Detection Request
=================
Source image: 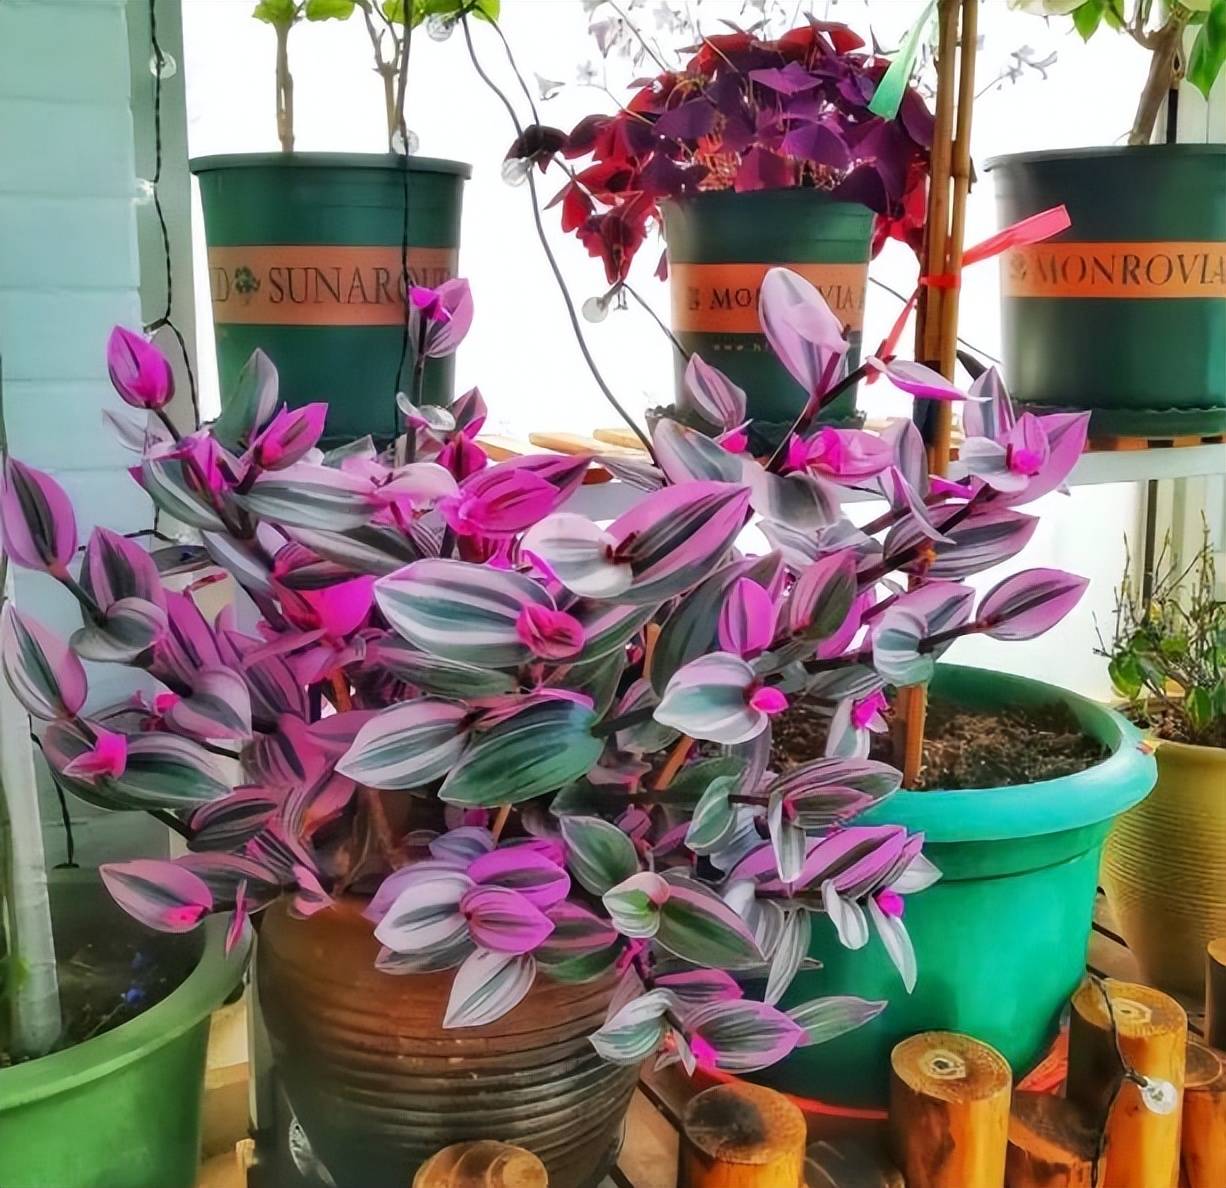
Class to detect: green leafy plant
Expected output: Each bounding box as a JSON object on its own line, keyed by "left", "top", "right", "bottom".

{"left": 1099, "top": 524, "right": 1226, "bottom": 747}
{"left": 252, "top": 0, "right": 500, "bottom": 152}
{"left": 1009, "top": 1, "right": 1226, "bottom": 144}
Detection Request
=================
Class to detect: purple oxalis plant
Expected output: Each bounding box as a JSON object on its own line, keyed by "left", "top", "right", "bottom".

{"left": 0, "top": 272, "right": 1089, "bottom": 1075}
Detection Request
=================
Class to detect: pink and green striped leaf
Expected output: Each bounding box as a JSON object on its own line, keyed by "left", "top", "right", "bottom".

{"left": 337, "top": 699, "right": 470, "bottom": 789}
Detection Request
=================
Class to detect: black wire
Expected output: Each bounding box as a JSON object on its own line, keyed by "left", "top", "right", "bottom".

{"left": 393, "top": 18, "right": 414, "bottom": 414}
{"left": 621, "top": 282, "right": 690, "bottom": 362}
{"left": 461, "top": 13, "right": 655, "bottom": 459}
{"left": 146, "top": 0, "right": 200, "bottom": 429}
{"left": 28, "top": 733, "right": 77, "bottom": 869}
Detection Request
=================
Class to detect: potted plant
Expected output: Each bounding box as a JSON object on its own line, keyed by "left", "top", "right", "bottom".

{"left": 0, "top": 336, "right": 251, "bottom": 1188}
{"left": 988, "top": 0, "right": 1226, "bottom": 437}
{"left": 515, "top": 19, "right": 933, "bottom": 438}
{"left": 1098, "top": 527, "right": 1226, "bottom": 997}
{"left": 192, "top": 0, "right": 497, "bottom": 448}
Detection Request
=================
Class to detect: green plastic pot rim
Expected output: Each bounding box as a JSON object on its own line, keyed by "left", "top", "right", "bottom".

{"left": 984, "top": 143, "right": 1226, "bottom": 172}
{"left": 189, "top": 152, "right": 472, "bottom": 178}
{"left": 660, "top": 188, "right": 870, "bottom": 212}
{"left": 0, "top": 916, "right": 250, "bottom": 1111}
{"left": 859, "top": 664, "right": 1157, "bottom": 845}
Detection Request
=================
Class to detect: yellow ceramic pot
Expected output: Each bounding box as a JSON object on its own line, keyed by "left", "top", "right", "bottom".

{"left": 1101, "top": 737, "right": 1226, "bottom": 997}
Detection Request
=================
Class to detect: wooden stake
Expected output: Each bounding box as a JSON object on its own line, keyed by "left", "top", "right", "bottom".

{"left": 889, "top": 1031, "right": 1011, "bottom": 1188}
{"left": 1181, "top": 1040, "right": 1226, "bottom": 1188}
{"left": 1203, "top": 938, "right": 1226, "bottom": 1049}
{"left": 679, "top": 1082, "right": 806, "bottom": 1188}
{"left": 413, "top": 1142, "right": 548, "bottom": 1188}
{"left": 1066, "top": 979, "right": 1187, "bottom": 1188}
{"left": 900, "top": 0, "right": 979, "bottom": 788}
{"left": 1005, "top": 1092, "right": 1100, "bottom": 1188}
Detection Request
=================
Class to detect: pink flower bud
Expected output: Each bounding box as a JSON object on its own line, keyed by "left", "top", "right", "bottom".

{"left": 249, "top": 404, "right": 327, "bottom": 470}
{"left": 875, "top": 888, "right": 905, "bottom": 918}
{"left": 515, "top": 604, "right": 585, "bottom": 660}
{"left": 107, "top": 326, "right": 175, "bottom": 410}
{"left": 748, "top": 685, "right": 789, "bottom": 716}
{"left": 62, "top": 726, "right": 128, "bottom": 782}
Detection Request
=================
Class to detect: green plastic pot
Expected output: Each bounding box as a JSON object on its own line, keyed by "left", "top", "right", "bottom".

{"left": 661, "top": 190, "right": 872, "bottom": 429}
{"left": 191, "top": 153, "right": 470, "bottom": 448}
{"left": 987, "top": 145, "right": 1226, "bottom": 437}
{"left": 0, "top": 877, "right": 251, "bottom": 1188}
{"left": 758, "top": 664, "right": 1156, "bottom": 1109}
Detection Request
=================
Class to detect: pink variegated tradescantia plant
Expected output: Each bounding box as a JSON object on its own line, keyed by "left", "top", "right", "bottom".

{"left": 0, "top": 270, "right": 1090, "bottom": 1076}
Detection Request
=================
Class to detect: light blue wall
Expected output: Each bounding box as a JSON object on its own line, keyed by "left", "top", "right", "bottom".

{"left": 0, "top": 0, "right": 176, "bottom": 865}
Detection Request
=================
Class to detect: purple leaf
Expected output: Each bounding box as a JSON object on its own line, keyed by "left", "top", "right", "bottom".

{"left": 189, "top": 789, "right": 277, "bottom": 852}
{"left": 787, "top": 551, "right": 857, "bottom": 641}
{"left": 888, "top": 506, "right": 1039, "bottom": 580}
{"left": 374, "top": 867, "right": 473, "bottom": 953}
{"left": 655, "top": 97, "right": 719, "bottom": 140}
{"left": 788, "top": 427, "right": 893, "bottom": 482}
{"left": 1, "top": 604, "right": 87, "bottom": 720}
{"left": 376, "top": 558, "right": 554, "bottom": 667}
{"left": 656, "top": 879, "right": 763, "bottom": 969}
{"left": 336, "top": 699, "right": 470, "bottom": 789}
{"left": 653, "top": 420, "right": 744, "bottom": 486}
{"left": 681, "top": 355, "right": 746, "bottom": 430}
{"left": 655, "top": 652, "right": 774, "bottom": 745}
{"left": 459, "top": 885, "right": 554, "bottom": 954}
{"left": 0, "top": 458, "right": 77, "bottom": 575}
{"left": 443, "top": 948, "right": 536, "bottom": 1029}
{"left": 780, "top": 122, "right": 851, "bottom": 170}
{"left": 440, "top": 466, "right": 561, "bottom": 539}
{"left": 415, "top": 278, "right": 474, "bottom": 359}
{"left": 655, "top": 969, "right": 743, "bottom": 1005}
{"left": 248, "top": 403, "right": 327, "bottom": 470}
{"left": 978, "top": 568, "right": 1089, "bottom": 641}
{"left": 718, "top": 577, "right": 776, "bottom": 659}
{"left": 107, "top": 326, "right": 174, "bottom": 411}
{"left": 100, "top": 859, "right": 213, "bottom": 932}
{"left": 868, "top": 357, "right": 966, "bottom": 401}
{"left": 735, "top": 146, "right": 793, "bottom": 192}
{"left": 749, "top": 62, "right": 822, "bottom": 94}
{"left": 81, "top": 527, "right": 166, "bottom": 612}
{"left": 759, "top": 268, "right": 848, "bottom": 398}
{"left": 469, "top": 847, "right": 571, "bottom": 908}
{"left": 686, "top": 999, "right": 806, "bottom": 1072}
{"left": 522, "top": 514, "right": 628, "bottom": 599}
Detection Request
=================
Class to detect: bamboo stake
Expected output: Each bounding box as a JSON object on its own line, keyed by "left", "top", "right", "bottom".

{"left": 900, "top": 0, "right": 979, "bottom": 789}
{"left": 889, "top": 1031, "right": 1011, "bottom": 1188}
{"left": 679, "top": 1083, "right": 806, "bottom": 1188}
{"left": 1182, "top": 1040, "right": 1226, "bottom": 1188}
{"left": 1067, "top": 979, "right": 1187, "bottom": 1188}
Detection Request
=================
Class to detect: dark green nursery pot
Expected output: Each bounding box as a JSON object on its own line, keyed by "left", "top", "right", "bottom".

{"left": 662, "top": 189, "right": 873, "bottom": 429}
{"left": 988, "top": 144, "right": 1226, "bottom": 437}
{"left": 759, "top": 664, "right": 1156, "bottom": 1108}
{"left": 192, "top": 152, "right": 470, "bottom": 448}
{"left": 0, "top": 879, "right": 250, "bottom": 1188}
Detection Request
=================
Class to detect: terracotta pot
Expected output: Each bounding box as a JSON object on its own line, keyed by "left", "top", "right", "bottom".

{"left": 256, "top": 897, "right": 638, "bottom": 1188}
{"left": 1101, "top": 737, "right": 1226, "bottom": 997}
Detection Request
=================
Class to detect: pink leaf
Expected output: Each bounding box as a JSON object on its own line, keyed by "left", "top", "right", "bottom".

{"left": 248, "top": 403, "right": 328, "bottom": 470}
{"left": 439, "top": 467, "right": 559, "bottom": 538}
{"left": 460, "top": 885, "right": 555, "bottom": 954}
{"left": 61, "top": 725, "right": 127, "bottom": 782}
{"left": 718, "top": 578, "right": 775, "bottom": 659}
{"left": 1, "top": 604, "right": 88, "bottom": 720}
{"left": 681, "top": 355, "right": 747, "bottom": 430}
{"left": 978, "top": 568, "right": 1089, "bottom": 641}
{"left": 469, "top": 847, "right": 571, "bottom": 908}
{"left": 100, "top": 858, "right": 213, "bottom": 933}
{"left": 759, "top": 268, "right": 848, "bottom": 398}
{"left": 107, "top": 326, "right": 174, "bottom": 410}
{"left": 0, "top": 458, "right": 77, "bottom": 575}
{"left": 868, "top": 357, "right": 966, "bottom": 401}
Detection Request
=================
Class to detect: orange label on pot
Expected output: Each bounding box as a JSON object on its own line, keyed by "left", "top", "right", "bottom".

{"left": 670, "top": 262, "right": 867, "bottom": 334}
{"left": 1002, "top": 242, "right": 1226, "bottom": 299}
{"left": 207, "top": 245, "right": 459, "bottom": 326}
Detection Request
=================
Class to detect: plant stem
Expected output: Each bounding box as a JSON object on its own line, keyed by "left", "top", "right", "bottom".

{"left": 1129, "top": 9, "right": 1189, "bottom": 145}
{"left": 0, "top": 681, "right": 62, "bottom": 1058}
{"left": 274, "top": 20, "right": 295, "bottom": 154}
{"left": 764, "top": 363, "right": 871, "bottom": 473}
{"left": 592, "top": 703, "right": 656, "bottom": 739}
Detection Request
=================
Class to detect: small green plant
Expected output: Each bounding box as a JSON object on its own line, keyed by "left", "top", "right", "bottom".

{"left": 252, "top": 0, "right": 500, "bottom": 153}
{"left": 1099, "top": 524, "right": 1226, "bottom": 747}
{"left": 1010, "top": 1, "right": 1226, "bottom": 145}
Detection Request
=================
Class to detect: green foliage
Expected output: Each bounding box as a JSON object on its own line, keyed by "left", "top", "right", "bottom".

{"left": 1098, "top": 524, "right": 1226, "bottom": 747}
{"left": 304, "top": 0, "right": 358, "bottom": 19}
{"left": 252, "top": 0, "right": 300, "bottom": 26}
{"left": 383, "top": 0, "right": 500, "bottom": 26}
{"left": 1189, "top": 0, "right": 1226, "bottom": 98}
{"left": 1073, "top": 0, "right": 1105, "bottom": 41}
